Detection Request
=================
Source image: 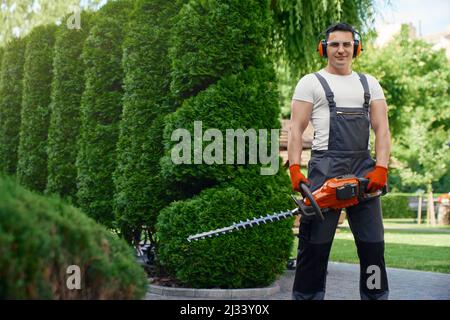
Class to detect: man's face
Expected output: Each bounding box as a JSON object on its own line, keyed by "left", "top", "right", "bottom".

{"left": 326, "top": 31, "right": 354, "bottom": 70}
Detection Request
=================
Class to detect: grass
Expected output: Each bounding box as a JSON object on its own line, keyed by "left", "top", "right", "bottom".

{"left": 291, "top": 219, "right": 450, "bottom": 274}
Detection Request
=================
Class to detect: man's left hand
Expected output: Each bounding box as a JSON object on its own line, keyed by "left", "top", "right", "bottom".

{"left": 365, "top": 165, "right": 388, "bottom": 192}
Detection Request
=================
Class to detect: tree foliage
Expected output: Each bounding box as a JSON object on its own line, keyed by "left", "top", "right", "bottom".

{"left": 113, "top": 0, "right": 185, "bottom": 243}
{"left": 46, "top": 11, "right": 94, "bottom": 203}
{"left": 17, "top": 24, "right": 57, "bottom": 192}
{"left": 0, "top": 0, "right": 103, "bottom": 45}
{"left": 0, "top": 38, "right": 26, "bottom": 175}
{"left": 76, "top": 0, "right": 131, "bottom": 228}
{"left": 356, "top": 25, "right": 450, "bottom": 193}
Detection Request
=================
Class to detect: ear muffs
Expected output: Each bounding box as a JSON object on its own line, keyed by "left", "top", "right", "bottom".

{"left": 353, "top": 38, "right": 363, "bottom": 58}
{"left": 317, "top": 39, "right": 327, "bottom": 58}
{"left": 317, "top": 29, "right": 363, "bottom": 59}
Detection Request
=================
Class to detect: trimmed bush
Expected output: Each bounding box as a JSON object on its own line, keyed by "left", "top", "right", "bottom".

{"left": 46, "top": 11, "right": 94, "bottom": 203}
{"left": 113, "top": 0, "right": 184, "bottom": 243}
{"left": 0, "top": 175, "right": 148, "bottom": 299}
{"left": 76, "top": 1, "right": 131, "bottom": 228}
{"left": 156, "top": 167, "right": 294, "bottom": 288}
{"left": 381, "top": 193, "right": 416, "bottom": 219}
{"left": 156, "top": 0, "right": 292, "bottom": 288}
{"left": 17, "top": 24, "right": 57, "bottom": 192}
{"left": 161, "top": 0, "right": 279, "bottom": 194}
{"left": 169, "top": 0, "right": 269, "bottom": 101}
{"left": 160, "top": 63, "right": 280, "bottom": 193}
{"left": 0, "top": 38, "right": 26, "bottom": 175}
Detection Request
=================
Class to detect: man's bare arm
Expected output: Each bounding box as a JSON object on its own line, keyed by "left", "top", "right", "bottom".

{"left": 288, "top": 100, "right": 313, "bottom": 166}
{"left": 370, "top": 99, "right": 391, "bottom": 168}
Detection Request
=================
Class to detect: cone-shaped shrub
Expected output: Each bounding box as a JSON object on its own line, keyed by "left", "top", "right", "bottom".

{"left": 0, "top": 38, "right": 26, "bottom": 175}
{"left": 46, "top": 12, "right": 94, "bottom": 203}
{"left": 160, "top": 0, "right": 280, "bottom": 193}
{"left": 156, "top": 0, "right": 293, "bottom": 288}
{"left": 0, "top": 175, "right": 148, "bottom": 299}
{"left": 76, "top": 1, "right": 131, "bottom": 228}
{"left": 17, "top": 24, "right": 57, "bottom": 192}
{"left": 113, "top": 0, "right": 185, "bottom": 243}
{"left": 160, "top": 64, "right": 281, "bottom": 194}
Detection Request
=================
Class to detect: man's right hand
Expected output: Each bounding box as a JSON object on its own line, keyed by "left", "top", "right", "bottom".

{"left": 289, "top": 164, "right": 311, "bottom": 195}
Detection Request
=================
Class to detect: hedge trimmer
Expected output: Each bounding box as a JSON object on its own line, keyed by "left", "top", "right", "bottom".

{"left": 187, "top": 174, "right": 388, "bottom": 242}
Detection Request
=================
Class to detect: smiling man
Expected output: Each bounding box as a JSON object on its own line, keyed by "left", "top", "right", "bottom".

{"left": 288, "top": 22, "right": 391, "bottom": 300}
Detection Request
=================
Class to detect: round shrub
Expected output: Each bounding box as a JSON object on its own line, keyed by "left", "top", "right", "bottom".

{"left": 156, "top": 166, "right": 294, "bottom": 288}
{"left": 0, "top": 38, "right": 26, "bottom": 175}
{"left": 0, "top": 175, "right": 148, "bottom": 299}
{"left": 17, "top": 24, "right": 57, "bottom": 192}
{"left": 46, "top": 11, "right": 94, "bottom": 203}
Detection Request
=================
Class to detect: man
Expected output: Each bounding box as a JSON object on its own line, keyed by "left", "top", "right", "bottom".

{"left": 288, "top": 22, "right": 391, "bottom": 300}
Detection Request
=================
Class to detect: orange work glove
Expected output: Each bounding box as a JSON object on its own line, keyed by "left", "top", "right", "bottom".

{"left": 365, "top": 165, "right": 388, "bottom": 192}
{"left": 289, "top": 164, "right": 311, "bottom": 194}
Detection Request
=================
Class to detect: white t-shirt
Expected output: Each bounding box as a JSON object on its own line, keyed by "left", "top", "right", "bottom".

{"left": 292, "top": 68, "right": 386, "bottom": 150}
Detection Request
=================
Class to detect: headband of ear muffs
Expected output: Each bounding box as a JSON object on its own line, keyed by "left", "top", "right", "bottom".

{"left": 317, "top": 27, "right": 363, "bottom": 59}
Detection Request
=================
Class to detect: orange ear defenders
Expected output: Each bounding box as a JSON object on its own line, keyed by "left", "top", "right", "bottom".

{"left": 317, "top": 26, "right": 363, "bottom": 59}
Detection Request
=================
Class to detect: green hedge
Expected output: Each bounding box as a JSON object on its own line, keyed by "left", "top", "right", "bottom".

{"left": 113, "top": 0, "right": 183, "bottom": 243}
{"left": 76, "top": 1, "right": 131, "bottom": 227}
{"left": 160, "top": 64, "right": 280, "bottom": 194}
{"left": 46, "top": 11, "right": 94, "bottom": 203}
{"left": 17, "top": 24, "right": 57, "bottom": 192}
{"left": 0, "top": 38, "right": 26, "bottom": 175}
{"left": 156, "top": 167, "right": 294, "bottom": 288}
{"left": 156, "top": 0, "right": 292, "bottom": 288}
{"left": 160, "top": 0, "right": 278, "bottom": 195}
{"left": 381, "top": 193, "right": 416, "bottom": 218}
{"left": 168, "top": 0, "right": 269, "bottom": 102}
{"left": 0, "top": 175, "right": 147, "bottom": 299}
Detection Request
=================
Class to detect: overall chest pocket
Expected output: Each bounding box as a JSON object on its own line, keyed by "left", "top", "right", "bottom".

{"left": 333, "top": 107, "right": 370, "bottom": 151}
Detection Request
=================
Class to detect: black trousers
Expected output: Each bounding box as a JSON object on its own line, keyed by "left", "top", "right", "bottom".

{"left": 292, "top": 151, "right": 389, "bottom": 300}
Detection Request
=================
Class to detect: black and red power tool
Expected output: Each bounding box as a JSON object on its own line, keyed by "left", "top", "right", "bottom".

{"left": 187, "top": 174, "right": 388, "bottom": 242}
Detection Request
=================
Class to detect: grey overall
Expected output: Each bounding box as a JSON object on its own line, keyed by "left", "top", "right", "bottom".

{"left": 292, "top": 73, "right": 389, "bottom": 300}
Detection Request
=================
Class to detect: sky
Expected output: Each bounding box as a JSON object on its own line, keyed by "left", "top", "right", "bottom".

{"left": 374, "top": 0, "right": 450, "bottom": 36}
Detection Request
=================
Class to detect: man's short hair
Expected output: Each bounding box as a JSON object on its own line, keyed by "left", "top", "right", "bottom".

{"left": 325, "top": 22, "right": 356, "bottom": 40}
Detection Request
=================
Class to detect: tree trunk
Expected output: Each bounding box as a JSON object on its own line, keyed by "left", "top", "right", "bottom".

{"left": 437, "top": 203, "right": 450, "bottom": 225}
{"left": 427, "top": 182, "right": 436, "bottom": 226}
{"left": 417, "top": 194, "right": 422, "bottom": 225}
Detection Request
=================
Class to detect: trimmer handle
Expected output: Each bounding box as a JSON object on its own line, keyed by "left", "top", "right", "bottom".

{"left": 359, "top": 178, "right": 389, "bottom": 196}
{"left": 299, "top": 182, "right": 325, "bottom": 221}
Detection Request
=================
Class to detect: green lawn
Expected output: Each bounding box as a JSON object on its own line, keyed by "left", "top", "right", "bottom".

{"left": 291, "top": 220, "right": 450, "bottom": 274}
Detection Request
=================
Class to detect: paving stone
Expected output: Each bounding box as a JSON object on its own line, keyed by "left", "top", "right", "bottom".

{"left": 145, "top": 262, "right": 450, "bottom": 300}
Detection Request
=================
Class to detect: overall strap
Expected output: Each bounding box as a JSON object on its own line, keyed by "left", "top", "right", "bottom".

{"left": 314, "top": 72, "right": 336, "bottom": 111}
{"left": 357, "top": 73, "right": 371, "bottom": 111}
{"left": 314, "top": 72, "right": 338, "bottom": 150}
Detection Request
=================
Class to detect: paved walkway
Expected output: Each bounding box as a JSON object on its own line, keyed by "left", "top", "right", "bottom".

{"left": 145, "top": 262, "right": 450, "bottom": 300}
